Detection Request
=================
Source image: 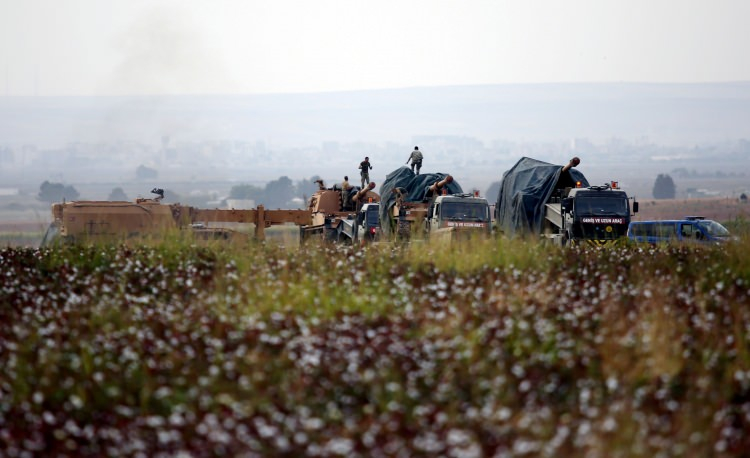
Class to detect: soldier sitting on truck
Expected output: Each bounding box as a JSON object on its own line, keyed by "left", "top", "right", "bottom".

{"left": 406, "top": 146, "right": 423, "bottom": 175}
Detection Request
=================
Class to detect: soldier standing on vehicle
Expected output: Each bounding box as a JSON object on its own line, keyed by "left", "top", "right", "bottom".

{"left": 359, "top": 156, "right": 373, "bottom": 187}
{"left": 341, "top": 175, "right": 351, "bottom": 209}
{"left": 406, "top": 146, "right": 423, "bottom": 175}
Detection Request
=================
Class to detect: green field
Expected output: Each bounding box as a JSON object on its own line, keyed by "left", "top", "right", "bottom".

{"left": 1, "top": 237, "right": 749, "bottom": 456}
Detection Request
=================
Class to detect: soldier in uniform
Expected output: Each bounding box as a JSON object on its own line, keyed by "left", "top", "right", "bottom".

{"left": 341, "top": 176, "right": 351, "bottom": 209}
{"left": 406, "top": 146, "right": 423, "bottom": 175}
{"left": 359, "top": 157, "right": 373, "bottom": 188}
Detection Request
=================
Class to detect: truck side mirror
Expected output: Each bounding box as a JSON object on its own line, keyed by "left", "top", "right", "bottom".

{"left": 561, "top": 198, "right": 572, "bottom": 212}
{"left": 632, "top": 201, "right": 639, "bottom": 213}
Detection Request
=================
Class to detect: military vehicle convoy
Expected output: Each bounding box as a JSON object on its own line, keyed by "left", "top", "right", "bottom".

{"left": 495, "top": 157, "right": 638, "bottom": 246}
{"left": 43, "top": 157, "right": 639, "bottom": 248}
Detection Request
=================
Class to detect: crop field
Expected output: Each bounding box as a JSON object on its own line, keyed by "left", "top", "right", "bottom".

{"left": 2, "top": 236, "right": 750, "bottom": 457}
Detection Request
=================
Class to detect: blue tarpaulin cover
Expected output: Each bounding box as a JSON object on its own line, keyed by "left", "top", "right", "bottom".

{"left": 494, "top": 157, "right": 589, "bottom": 236}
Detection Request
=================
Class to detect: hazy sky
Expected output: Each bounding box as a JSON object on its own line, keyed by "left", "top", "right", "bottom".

{"left": 2, "top": 0, "right": 750, "bottom": 96}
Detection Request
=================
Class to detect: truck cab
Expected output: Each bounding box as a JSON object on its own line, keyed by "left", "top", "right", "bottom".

{"left": 427, "top": 194, "right": 492, "bottom": 236}
{"left": 559, "top": 183, "right": 637, "bottom": 245}
{"left": 357, "top": 203, "right": 381, "bottom": 242}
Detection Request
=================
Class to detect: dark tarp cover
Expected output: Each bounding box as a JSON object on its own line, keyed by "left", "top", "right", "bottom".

{"left": 494, "top": 157, "right": 589, "bottom": 236}
{"left": 378, "top": 167, "right": 463, "bottom": 235}
{"left": 332, "top": 184, "right": 365, "bottom": 201}
{"left": 345, "top": 185, "right": 364, "bottom": 201}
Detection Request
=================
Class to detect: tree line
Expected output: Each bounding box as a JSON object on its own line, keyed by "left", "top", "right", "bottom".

{"left": 227, "top": 175, "right": 322, "bottom": 209}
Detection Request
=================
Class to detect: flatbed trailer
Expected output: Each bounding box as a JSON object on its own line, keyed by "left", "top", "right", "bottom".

{"left": 44, "top": 195, "right": 312, "bottom": 245}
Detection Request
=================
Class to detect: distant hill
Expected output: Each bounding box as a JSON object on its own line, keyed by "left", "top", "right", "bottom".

{"left": 1, "top": 82, "right": 750, "bottom": 148}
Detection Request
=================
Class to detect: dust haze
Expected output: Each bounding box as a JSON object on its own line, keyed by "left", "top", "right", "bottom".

{"left": 107, "top": 6, "right": 238, "bottom": 96}
{"left": 1, "top": 83, "right": 749, "bottom": 214}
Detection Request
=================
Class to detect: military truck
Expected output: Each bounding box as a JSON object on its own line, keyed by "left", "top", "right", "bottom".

{"left": 354, "top": 202, "right": 381, "bottom": 243}
{"left": 425, "top": 192, "right": 491, "bottom": 236}
{"left": 380, "top": 168, "right": 491, "bottom": 241}
{"left": 298, "top": 181, "right": 380, "bottom": 244}
{"left": 327, "top": 202, "right": 381, "bottom": 245}
{"left": 495, "top": 157, "right": 638, "bottom": 246}
{"left": 551, "top": 181, "right": 638, "bottom": 246}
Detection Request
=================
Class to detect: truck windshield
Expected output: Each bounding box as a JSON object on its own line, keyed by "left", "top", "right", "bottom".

{"left": 697, "top": 220, "right": 730, "bottom": 237}
{"left": 365, "top": 208, "right": 380, "bottom": 226}
{"left": 440, "top": 202, "right": 489, "bottom": 221}
{"left": 575, "top": 196, "right": 629, "bottom": 216}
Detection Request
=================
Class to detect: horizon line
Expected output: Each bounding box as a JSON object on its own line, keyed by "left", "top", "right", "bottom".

{"left": 3, "top": 80, "right": 750, "bottom": 99}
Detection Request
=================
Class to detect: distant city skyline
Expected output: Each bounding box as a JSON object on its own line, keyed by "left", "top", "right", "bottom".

{"left": 2, "top": 1, "right": 750, "bottom": 97}
{"left": 2, "top": 82, "right": 749, "bottom": 202}
{"left": 2, "top": 82, "right": 749, "bottom": 148}
{"left": 2, "top": 128, "right": 748, "bottom": 202}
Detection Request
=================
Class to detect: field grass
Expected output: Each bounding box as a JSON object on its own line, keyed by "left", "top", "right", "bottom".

{"left": 0, "top": 231, "right": 45, "bottom": 248}
{"left": 1, "top": 236, "right": 749, "bottom": 456}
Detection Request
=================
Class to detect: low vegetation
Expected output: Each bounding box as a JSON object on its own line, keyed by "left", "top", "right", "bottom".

{"left": 1, "top": 237, "right": 749, "bottom": 456}
{"left": 0, "top": 231, "right": 45, "bottom": 248}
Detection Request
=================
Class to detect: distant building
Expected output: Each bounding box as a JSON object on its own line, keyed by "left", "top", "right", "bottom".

{"left": 686, "top": 188, "right": 721, "bottom": 199}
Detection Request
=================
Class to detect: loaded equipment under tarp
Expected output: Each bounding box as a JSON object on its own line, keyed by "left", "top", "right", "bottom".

{"left": 378, "top": 166, "right": 464, "bottom": 235}
{"left": 494, "top": 157, "right": 589, "bottom": 236}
